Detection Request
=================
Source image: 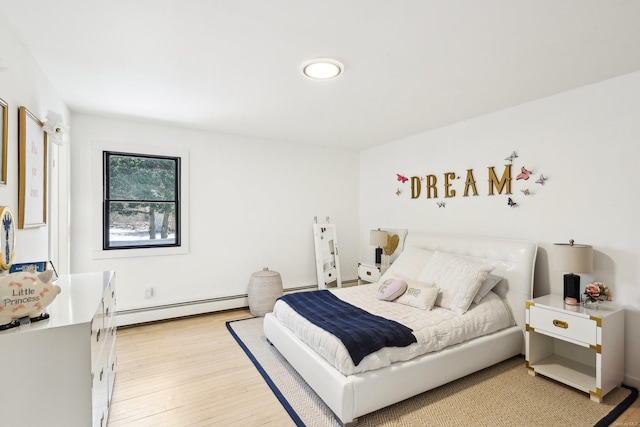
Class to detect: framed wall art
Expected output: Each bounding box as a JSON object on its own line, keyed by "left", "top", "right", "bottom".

{"left": 0, "top": 97, "right": 7, "bottom": 185}
{"left": 18, "top": 106, "right": 47, "bottom": 228}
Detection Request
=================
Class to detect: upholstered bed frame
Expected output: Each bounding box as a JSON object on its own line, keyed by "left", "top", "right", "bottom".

{"left": 263, "top": 232, "right": 538, "bottom": 425}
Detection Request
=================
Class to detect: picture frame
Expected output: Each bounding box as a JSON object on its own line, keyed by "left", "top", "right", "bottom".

{"left": 0, "top": 97, "right": 7, "bottom": 185}
{"left": 18, "top": 106, "right": 47, "bottom": 228}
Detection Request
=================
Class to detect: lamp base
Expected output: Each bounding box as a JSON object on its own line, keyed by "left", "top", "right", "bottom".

{"left": 563, "top": 273, "right": 581, "bottom": 305}
{"left": 375, "top": 247, "right": 382, "bottom": 264}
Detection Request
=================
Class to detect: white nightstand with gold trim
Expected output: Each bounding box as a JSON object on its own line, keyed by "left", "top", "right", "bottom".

{"left": 525, "top": 294, "right": 624, "bottom": 402}
{"left": 357, "top": 262, "right": 387, "bottom": 285}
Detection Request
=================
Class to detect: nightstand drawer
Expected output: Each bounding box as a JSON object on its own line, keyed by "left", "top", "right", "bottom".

{"left": 529, "top": 305, "right": 597, "bottom": 345}
{"left": 358, "top": 263, "right": 381, "bottom": 282}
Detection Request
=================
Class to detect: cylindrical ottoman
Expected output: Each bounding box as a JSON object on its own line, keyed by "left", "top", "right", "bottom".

{"left": 247, "top": 267, "right": 283, "bottom": 316}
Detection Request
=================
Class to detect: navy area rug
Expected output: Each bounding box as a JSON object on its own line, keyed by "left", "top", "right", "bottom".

{"left": 227, "top": 317, "right": 637, "bottom": 426}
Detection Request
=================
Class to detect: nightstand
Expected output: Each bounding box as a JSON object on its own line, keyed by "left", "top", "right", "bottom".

{"left": 357, "top": 262, "right": 386, "bottom": 284}
{"left": 525, "top": 294, "right": 624, "bottom": 402}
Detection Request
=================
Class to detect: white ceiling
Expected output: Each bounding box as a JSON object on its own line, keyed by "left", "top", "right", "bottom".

{"left": 1, "top": 1, "right": 640, "bottom": 150}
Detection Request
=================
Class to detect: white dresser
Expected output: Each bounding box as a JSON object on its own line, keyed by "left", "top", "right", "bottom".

{"left": 0, "top": 271, "right": 116, "bottom": 427}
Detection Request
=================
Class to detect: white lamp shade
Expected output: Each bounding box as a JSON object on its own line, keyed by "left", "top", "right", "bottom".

{"left": 553, "top": 242, "right": 593, "bottom": 274}
{"left": 369, "top": 230, "right": 388, "bottom": 247}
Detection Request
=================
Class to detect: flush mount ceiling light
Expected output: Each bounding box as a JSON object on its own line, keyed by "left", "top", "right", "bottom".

{"left": 301, "top": 58, "right": 344, "bottom": 80}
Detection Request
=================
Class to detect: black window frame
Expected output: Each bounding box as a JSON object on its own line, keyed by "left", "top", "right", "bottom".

{"left": 103, "top": 151, "right": 181, "bottom": 250}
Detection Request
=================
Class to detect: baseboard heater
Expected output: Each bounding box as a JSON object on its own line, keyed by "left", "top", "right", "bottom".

{"left": 115, "top": 283, "right": 322, "bottom": 326}
{"left": 117, "top": 294, "right": 247, "bottom": 316}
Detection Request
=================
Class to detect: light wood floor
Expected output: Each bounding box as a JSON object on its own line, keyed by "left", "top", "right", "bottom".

{"left": 108, "top": 309, "right": 639, "bottom": 426}
{"left": 108, "top": 309, "right": 293, "bottom": 426}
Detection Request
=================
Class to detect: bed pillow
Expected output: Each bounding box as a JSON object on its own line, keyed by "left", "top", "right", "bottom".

{"left": 473, "top": 274, "right": 503, "bottom": 304}
{"left": 379, "top": 247, "right": 434, "bottom": 282}
{"left": 396, "top": 283, "right": 439, "bottom": 310}
{"left": 377, "top": 279, "right": 407, "bottom": 301}
{"left": 417, "top": 251, "right": 493, "bottom": 314}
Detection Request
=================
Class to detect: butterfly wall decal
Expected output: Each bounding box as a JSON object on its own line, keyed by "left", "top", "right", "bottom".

{"left": 396, "top": 174, "right": 408, "bottom": 183}
{"left": 535, "top": 174, "right": 547, "bottom": 185}
{"left": 516, "top": 167, "right": 532, "bottom": 180}
{"left": 505, "top": 151, "right": 518, "bottom": 163}
{"left": 521, "top": 189, "right": 531, "bottom": 195}
{"left": 395, "top": 189, "right": 402, "bottom": 196}
{"left": 436, "top": 201, "right": 446, "bottom": 208}
{"left": 507, "top": 198, "right": 517, "bottom": 207}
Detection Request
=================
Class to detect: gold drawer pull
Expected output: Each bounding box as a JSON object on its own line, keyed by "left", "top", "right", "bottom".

{"left": 553, "top": 319, "right": 568, "bottom": 329}
{"left": 366, "top": 271, "right": 372, "bottom": 276}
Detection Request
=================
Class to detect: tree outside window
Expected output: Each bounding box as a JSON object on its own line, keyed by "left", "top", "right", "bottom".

{"left": 104, "top": 152, "right": 181, "bottom": 249}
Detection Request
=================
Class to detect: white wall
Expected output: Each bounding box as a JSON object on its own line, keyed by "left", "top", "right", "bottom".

{"left": 360, "top": 71, "right": 640, "bottom": 387}
{"left": 70, "top": 113, "right": 359, "bottom": 323}
{"left": 0, "top": 10, "right": 70, "bottom": 272}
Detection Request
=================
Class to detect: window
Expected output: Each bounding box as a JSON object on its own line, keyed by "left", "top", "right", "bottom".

{"left": 103, "top": 151, "right": 181, "bottom": 250}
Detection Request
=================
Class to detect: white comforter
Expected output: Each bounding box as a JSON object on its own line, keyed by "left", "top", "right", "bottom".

{"left": 271, "top": 283, "right": 514, "bottom": 375}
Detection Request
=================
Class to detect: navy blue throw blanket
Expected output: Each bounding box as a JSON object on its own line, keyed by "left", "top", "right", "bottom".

{"left": 278, "top": 290, "right": 417, "bottom": 366}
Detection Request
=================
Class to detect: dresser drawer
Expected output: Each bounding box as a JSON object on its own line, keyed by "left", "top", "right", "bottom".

{"left": 529, "top": 305, "right": 597, "bottom": 346}
{"left": 358, "top": 263, "right": 381, "bottom": 283}
{"left": 103, "top": 285, "right": 116, "bottom": 330}
{"left": 91, "top": 303, "right": 104, "bottom": 363}
{"left": 107, "top": 344, "right": 117, "bottom": 407}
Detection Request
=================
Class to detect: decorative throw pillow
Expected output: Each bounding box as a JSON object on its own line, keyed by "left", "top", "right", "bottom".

{"left": 473, "top": 274, "right": 503, "bottom": 304}
{"left": 383, "top": 234, "right": 400, "bottom": 256}
{"left": 379, "top": 247, "right": 434, "bottom": 282}
{"left": 377, "top": 279, "right": 407, "bottom": 301}
{"left": 380, "top": 228, "right": 408, "bottom": 263}
{"left": 417, "top": 251, "right": 493, "bottom": 315}
{"left": 396, "top": 284, "right": 439, "bottom": 310}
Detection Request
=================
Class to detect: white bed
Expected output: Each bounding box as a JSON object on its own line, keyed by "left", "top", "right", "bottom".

{"left": 263, "top": 232, "right": 537, "bottom": 425}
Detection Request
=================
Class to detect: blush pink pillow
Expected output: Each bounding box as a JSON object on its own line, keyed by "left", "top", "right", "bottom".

{"left": 377, "top": 279, "right": 407, "bottom": 301}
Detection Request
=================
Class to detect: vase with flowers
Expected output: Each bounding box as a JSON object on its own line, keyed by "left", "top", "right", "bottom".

{"left": 583, "top": 282, "right": 612, "bottom": 308}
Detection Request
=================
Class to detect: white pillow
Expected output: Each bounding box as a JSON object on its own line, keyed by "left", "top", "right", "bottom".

{"left": 379, "top": 247, "right": 434, "bottom": 282}
{"left": 473, "top": 274, "right": 503, "bottom": 304}
{"left": 396, "top": 283, "right": 439, "bottom": 310}
{"left": 417, "top": 251, "right": 493, "bottom": 315}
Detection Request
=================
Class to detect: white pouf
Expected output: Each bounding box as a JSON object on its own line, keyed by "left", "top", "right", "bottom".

{"left": 247, "top": 267, "right": 283, "bottom": 316}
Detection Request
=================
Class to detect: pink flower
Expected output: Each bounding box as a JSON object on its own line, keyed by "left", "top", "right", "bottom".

{"left": 584, "top": 282, "right": 612, "bottom": 302}
{"left": 586, "top": 283, "right": 600, "bottom": 298}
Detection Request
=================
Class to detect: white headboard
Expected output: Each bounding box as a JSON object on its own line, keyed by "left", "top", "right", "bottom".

{"left": 403, "top": 232, "right": 538, "bottom": 328}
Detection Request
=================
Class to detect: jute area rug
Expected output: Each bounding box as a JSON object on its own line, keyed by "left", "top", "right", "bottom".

{"left": 227, "top": 317, "right": 636, "bottom": 427}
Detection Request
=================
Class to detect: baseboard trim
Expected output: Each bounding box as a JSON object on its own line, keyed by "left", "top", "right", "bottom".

{"left": 623, "top": 374, "right": 640, "bottom": 390}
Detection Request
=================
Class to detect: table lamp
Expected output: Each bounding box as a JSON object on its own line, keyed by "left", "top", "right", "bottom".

{"left": 369, "top": 229, "right": 388, "bottom": 264}
{"left": 553, "top": 239, "right": 593, "bottom": 305}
